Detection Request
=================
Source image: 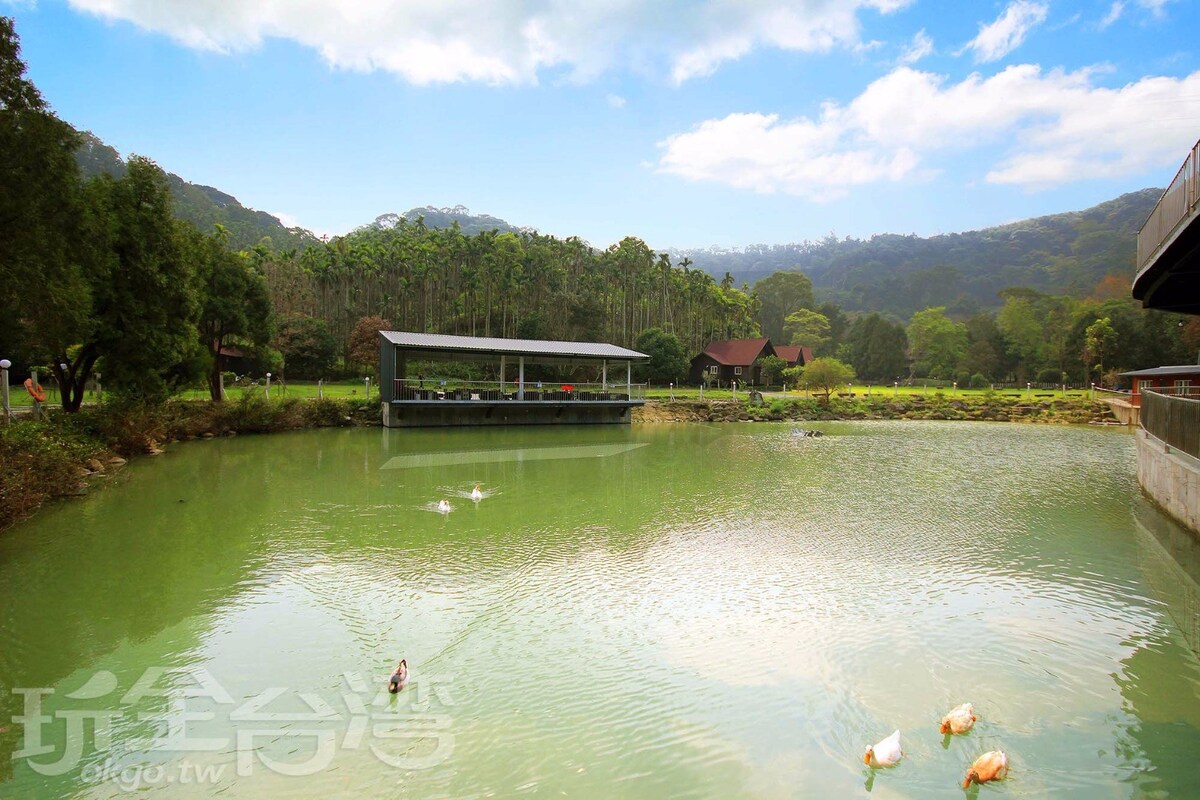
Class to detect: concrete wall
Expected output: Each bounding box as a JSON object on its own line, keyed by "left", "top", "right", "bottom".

{"left": 1138, "top": 428, "right": 1200, "bottom": 534}
{"left": 381, "top": 402, "right": 634, "bottom": 428}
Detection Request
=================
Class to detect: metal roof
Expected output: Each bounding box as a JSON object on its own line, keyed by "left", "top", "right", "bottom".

{"left": 1119, "top": 364, "right": 1200, "bottom": 377}
{"left": 379, "top": 331, "right": 648, "bottom": 360}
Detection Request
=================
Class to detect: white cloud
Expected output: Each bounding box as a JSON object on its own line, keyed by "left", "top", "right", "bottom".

{"left": 271, "top": 211, "right": 333, "bottom": 240}
{"left": 656, "top": 64, "right": 1200, "bottom": 196}
{"left": 1135, "top": 0, "right": 1174, "bottom": 18}
{"left": 899, "top": 29, "right": 933, "bottom": 64}
{"left": 66, "top": 0, "right": 911, "bottom": 86}
{"left": 1099, "top": 2, "right": 1124, "bottom": 28}
{"left": 962, "top": 1, "right": 1048, "bottom": 63}
{"left": 606, "top": 93, "right": 626, "bottom": 109}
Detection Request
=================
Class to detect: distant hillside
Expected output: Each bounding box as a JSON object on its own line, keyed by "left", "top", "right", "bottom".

{"left": 73, "top": 132, "right": 320, "bottom": 252}
{"left": 363, "top": 205, "right": 526, "bottom": 236}
{"left": 673, "top": 188, "right": 1161, "bottom": 317}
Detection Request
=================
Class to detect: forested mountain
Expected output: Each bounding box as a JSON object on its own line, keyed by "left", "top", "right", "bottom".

{"left": 365, "top": 205, "right": 525, "bottom": 236}
{"left": 73, "top": 132, "right": 319, "bottom": 252}
{"left": 257, "top": 225, "right": 758, "bottom": 364}
{"left": 674, "top": 189, "right": 1162, "bottom": 318}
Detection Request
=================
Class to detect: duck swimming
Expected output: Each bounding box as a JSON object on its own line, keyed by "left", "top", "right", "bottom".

{"left": 864, "top": 729, "right": 903, "bottom": 767}
{"left": 387, "top": 659, "right": 408, "bottom": 693}
{"left": 940, "top": 702, "right": 977, "bottom": 734}
{"left": 962, "top": 750, "right": 1007, "bottom": 788}
{"left": 470, "top": 484, "right": 483, "bottom": 501}
{"left": 437, "top": 499, "right": 451, "bottom": 513}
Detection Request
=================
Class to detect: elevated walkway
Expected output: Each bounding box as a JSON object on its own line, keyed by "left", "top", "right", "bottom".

{"left": 1133, "top": 138, "right": 1200, "bottom": 313}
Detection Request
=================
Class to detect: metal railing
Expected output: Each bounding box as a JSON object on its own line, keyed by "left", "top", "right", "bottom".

{"left": 1142, "top": 389, "right": 1200, "bottom": 460}
{"left": 391, "top": 379, "right": 645, "bottom": 402}
{"left": 1138, "top": 138, "right": 1200, "bottom": 272}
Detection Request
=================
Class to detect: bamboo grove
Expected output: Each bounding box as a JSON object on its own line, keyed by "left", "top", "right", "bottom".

{"left": 250, "top": 218, "right": 760, "bottom": 358}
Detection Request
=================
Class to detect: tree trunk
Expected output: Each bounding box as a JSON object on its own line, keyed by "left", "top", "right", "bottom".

{"left": 53, "top": 346, "right": 98, "bottom": 412}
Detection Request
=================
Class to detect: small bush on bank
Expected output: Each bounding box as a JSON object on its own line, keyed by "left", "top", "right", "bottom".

{"left": 302, "top": 397, "right": 355, "bottom": 427}
{"left": 0, "top": 420, "right": 107, "bottom": 530}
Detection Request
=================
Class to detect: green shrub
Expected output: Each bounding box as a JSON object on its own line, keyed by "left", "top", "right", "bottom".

{"left": 0, "top": 420, "right": 107, "bottom": 530}
{"left": 302, "top": 397, "right": 355, "bottom": 427}
{"left": 969, "top": 373, "right": 989, "bottom": 389}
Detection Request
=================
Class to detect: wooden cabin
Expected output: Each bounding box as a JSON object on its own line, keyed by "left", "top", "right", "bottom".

{"left": 1120, "top": 365, "right": 1200, "bottom": 406}
{"left": 773, "top": 345, "right": 813, "bottom": 370}
{"left": 689, "top": 338, "right": 776, "bottom": 385}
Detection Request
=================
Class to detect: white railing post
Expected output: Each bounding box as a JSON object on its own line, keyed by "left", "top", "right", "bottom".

{"left": 0, "top": 359, "right": 10, "bottom": 423}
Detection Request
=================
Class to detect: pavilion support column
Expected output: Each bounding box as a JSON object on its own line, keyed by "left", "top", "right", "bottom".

{"left": 500, "top": 355, "right": 506, "bottom": 396}
{"left": 518, "top": 357, "right": 525, "bottom": 400}
{"left": 626, "top": 360, "right": 632, "bottom": 399}
{"left": 602, "top": 360, "right": 607, "bottom": 392}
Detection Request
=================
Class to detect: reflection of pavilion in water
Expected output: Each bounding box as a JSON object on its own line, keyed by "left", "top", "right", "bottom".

{"left": 381, "top": 442, "right": 650, "bottom": 470}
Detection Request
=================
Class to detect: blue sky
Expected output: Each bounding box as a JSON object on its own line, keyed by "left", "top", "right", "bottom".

{"left": 7, "top": 1, "right": 1200, "bottom": 249}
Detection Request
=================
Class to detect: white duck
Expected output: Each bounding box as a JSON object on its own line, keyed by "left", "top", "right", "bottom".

{"left": 470, "top": 484, "right": 483, "bottom": 501}
{"left": 940, "top": 702, "right": 977, "bottom": 734}
{"left": 437, "top": 499, "right": 452, "bottom": 513}
{"left": 863, "top": 729, "right": 903, "bottom": 767}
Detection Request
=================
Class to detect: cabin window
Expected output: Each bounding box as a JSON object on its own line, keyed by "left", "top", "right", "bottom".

{"left": 734, "top": 367, "right": 743, "bottom": 375}
{"left": 709, "top": 365, "right": 719, "bottom": 374}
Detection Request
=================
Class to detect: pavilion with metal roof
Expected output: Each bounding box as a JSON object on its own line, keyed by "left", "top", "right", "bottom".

{"left": 378, "top": 331, "right": 650, "bottom": 427}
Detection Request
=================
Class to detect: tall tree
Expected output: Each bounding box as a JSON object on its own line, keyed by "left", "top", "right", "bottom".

{"left": 0, "top": 16, "right": 87, "bottom": 379}
{"left": 1083, "top": 316, "right": 1118, "bottom": 382}
{"left": 349, "top": 314, "right": 391, "bottom": 379}
{"left": 783, "top": 308, "right": 832, "bottom": 352}
{"left": 844, "top": 313, "right": 908, "bottom": 381}
{"left": 753, "top": 271, "right": 815, "bottom": 343}
{"left": 276, "top": 315, "right": 338, "bottom": 379}
{"left": 69, "top": 157, "right": 203, "bottom": 404}
{"left": 906, "top": 307, "right": 967, "bottom": 379}
{"left": 634, "top": 327, "right": 688, "bottom": 384}
{"left": 192, "top": 228, "right": 274, "bottom": 401}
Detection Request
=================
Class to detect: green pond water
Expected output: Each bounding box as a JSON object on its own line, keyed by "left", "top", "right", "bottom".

{"left": 3, "top": 421, "right": 1200, "bottom": 798}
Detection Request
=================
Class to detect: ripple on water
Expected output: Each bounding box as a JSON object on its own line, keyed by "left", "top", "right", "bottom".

{"left": 2, "top": 421, "right": 1197, "bottom": 799}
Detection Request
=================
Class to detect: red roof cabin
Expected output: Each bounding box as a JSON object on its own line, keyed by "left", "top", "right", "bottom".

{"left": 1120, "top": 365, "right": 1200, "bottom": 407}
{"left": 773, "top": 345, "right": 813, "bottom": 369}
{"left": 690, "top": 337, "right": 776, "bottom": 385}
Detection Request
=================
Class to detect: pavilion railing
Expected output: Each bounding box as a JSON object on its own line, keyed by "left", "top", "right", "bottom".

{"left": 1141, "top": 389, "right": 1200, "bottom": 460}
{"left": 1138, "top": 138, "right": 1200, "bottom": 273}
{"left": 392, "top": 379, "right": 645, "bottom": 402}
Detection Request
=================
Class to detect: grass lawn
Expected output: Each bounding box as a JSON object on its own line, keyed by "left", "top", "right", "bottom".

{"left": 5, "top": 380, "right": 377, "bottom": 408}
{"left": 176, "top": 380, "right": 375, "bottom": 402}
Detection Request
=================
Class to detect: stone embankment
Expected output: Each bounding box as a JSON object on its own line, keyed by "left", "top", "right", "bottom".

{"left": 634, "top": 395, "right": 1119, "bottom": 425}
